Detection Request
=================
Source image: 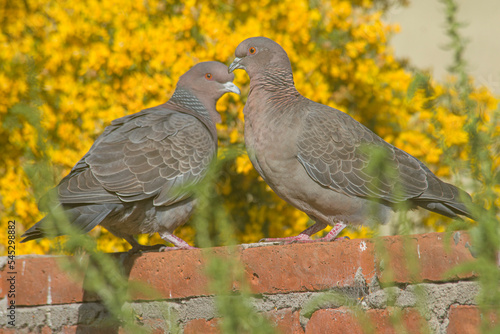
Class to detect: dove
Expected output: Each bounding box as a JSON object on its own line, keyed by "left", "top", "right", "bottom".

{"left": 22, "top": 61, "right": 240, "bottom": 252}
{"left": 229, "top": 37, "right": 473, "bottom": 243}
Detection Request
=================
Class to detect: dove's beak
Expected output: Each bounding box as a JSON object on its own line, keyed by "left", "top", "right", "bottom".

{"left": 228, "top": 57, "right": 244, "bottom": 73}
{"left": 222, "top": 82, "right": 241, "bottom": 95}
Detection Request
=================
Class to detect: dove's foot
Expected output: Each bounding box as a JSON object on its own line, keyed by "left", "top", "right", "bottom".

{"left": 159, "top": 232, "right": 197, "bottom": 251}
{"left": 305, "top": 222, "right": 348, "bottom": 243}
{"left": 127, "top": 243, "right": 165, "bottom": 254}
{"left": 159, "top": 245, "right": 197, "bottom": 251}
{"left": 121, "top": 233, "right": 165, "bottom": 254}
{"left": 259, "top": 222, "right": 348, "bottom": 245}
{"left": 259, "top": 234, "right": 312, "bottom": 243}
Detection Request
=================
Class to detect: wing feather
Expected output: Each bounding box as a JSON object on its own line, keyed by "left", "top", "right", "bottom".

{"left": 297, "top": 105, "right": 429, "bottom": 204}
{"left": 50, "top": 106, "right": 215, "bottom": 208}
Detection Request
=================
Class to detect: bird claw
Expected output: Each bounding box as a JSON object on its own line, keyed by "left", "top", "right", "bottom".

{"left": 159, "top": 245, "right": 197, "bottom": 252}
{"left": 259, "top": 234, "right": 312, "bottom": 244}
{"left": 259, "top": 234, "right": 348, "bottom": 245}
{"left": 128, "top": 243, "right": 165, "bottom": 254}
{"left": 258, "top": 238, "right": 288, "bottom": 243}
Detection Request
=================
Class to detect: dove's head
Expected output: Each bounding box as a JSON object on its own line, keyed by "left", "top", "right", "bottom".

{"left": 178, "top": 61, "right": 240, "bottom": 101}
{"left": 175, "top": 61, "right": 240, "bottom": 123}
{"left": 228, "top": 37, "right": 292, "bottom": 79}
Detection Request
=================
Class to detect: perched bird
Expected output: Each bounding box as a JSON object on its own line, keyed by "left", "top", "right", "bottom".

{"left": 22, "top": 61, "right": 240, "bottom": 252}
{"left": 229, "top": 37, "right": 474, "bottom": 243}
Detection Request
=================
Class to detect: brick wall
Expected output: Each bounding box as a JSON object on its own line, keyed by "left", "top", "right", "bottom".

{"left": 0, "top": 232, "right": 495, "bottom": 333}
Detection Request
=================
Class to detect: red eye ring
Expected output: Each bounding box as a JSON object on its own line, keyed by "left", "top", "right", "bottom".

{"left": 205, "top": 73, "right": 212, "bottom": 80}
{"left": 249, "top": 47, "right": 256, "bottom": 54}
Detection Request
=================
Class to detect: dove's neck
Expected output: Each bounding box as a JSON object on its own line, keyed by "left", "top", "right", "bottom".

{"left": 170, "top": 87, "right": 221, "bottom": 125}
{"left": 249, "top": 67, "right": 304, "bottom": 113}
{"left": 251, "top": 67, "right": 301, "bottom": 99}
{"left": 255, "top": 67, "right": 296, "bottom": 90}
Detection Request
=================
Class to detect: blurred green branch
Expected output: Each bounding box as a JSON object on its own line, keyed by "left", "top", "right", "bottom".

{"left": 440, "top": 0, "right": 500, "bottom": 333}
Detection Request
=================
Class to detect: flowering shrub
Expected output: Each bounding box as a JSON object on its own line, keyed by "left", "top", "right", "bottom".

{"left": 1, "top": 0, "right": 497, "bottom": 255}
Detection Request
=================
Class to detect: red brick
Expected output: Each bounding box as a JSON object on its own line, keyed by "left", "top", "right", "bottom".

{"left": 0, "top": 257, "right": 89, "bottom": 306}
{"left": 377, "top": 232, "right": 476, "bottom": 284}
{"left": 59, "top": 325, "right": 120, "bottom": 333}
{"left": 265, "top": 308, "right": 304, "bottom": 334}
{"left": 41, "top": 327, "right": 52, "bottom": 334}
{"left": 305, "top": 308, "right": 363, "bottom": 334}
{"left": 0, "top": 327, "right": 53, "bottom": 334}
{"left": 243, "top": 238, "right": 376, "bottom": 294}
{"left": 183, "top": 313, "right": 302, "bottom": 334}
{"left": 141, "top": 318, "right": 166, "bottom": 334}
{"left": 0, "top": 328, "right": 19, "bottom": 334}
{"left": 0, "top": 232, "right": 479, "bottom": 306}
{"left": 401, "top": 308, "right": 428, "bottom": 333}
{"left": 184, "top": 318, "right": 220, "bottom": 334}
{"left": 126, "top": 247, "right": 230, "bottom": 300}
{"left": 447, "top": 305, "right": 498, "bottom": 334}
{"left": 305, "top": 307, "right": 427, "bottom": 334}
{"left": 447, "top": 306, "right": 480, "bottom": 334}
{"left": 368, "top": 308, "right": 427, "bottom": 334}
{"left": 0, "top": 327, "right": 52, "bottom": 334}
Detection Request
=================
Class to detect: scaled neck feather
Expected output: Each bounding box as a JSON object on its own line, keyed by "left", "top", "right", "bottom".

{"left": 251, "top": 67, "right": 301, "bottom": 98}
{"left": 169, "top": 87, "right": 220, "bottom": 125}
{"left": 167, "top": 87, "right": 218, "bottom": 138}
{"left": 249, "top": 67, "right": 303, "bottom": 113}
{"left": 170, "top": 88, "right": 211, "bottom": 118}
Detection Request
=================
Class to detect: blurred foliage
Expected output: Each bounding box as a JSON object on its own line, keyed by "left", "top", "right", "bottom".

{"left": 189, "top": 149, "right": 278, "bottom": 333}
{"left": 12, "top": 94, "right": 149, "bottom": 332}
{"left": 1, "top": 0, "right": 499, "bottom": 255}
{"left": 438, "top": 0, "right": 500, "bottom": 332}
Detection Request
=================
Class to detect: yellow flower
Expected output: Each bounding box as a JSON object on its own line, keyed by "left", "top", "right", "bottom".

{"left": 235, "top": 155, "right": 254, "bottom": 175}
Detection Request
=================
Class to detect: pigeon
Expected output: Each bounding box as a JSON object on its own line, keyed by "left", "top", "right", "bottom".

{"left": 229, "top": 37, "right": 474, "bottom": 243}
{"left": 21, "top": 61, "right": 240, "bottom": 252}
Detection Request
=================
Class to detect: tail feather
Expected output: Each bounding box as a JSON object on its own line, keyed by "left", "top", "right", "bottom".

{"left": 417, "top": 200, "right": 473, "bottom": 219}
{"left": 414, "top": 176, "right": 476, "bottom": 220}
{"left": 20, "top": 216, "right": 49, "bottom": 243}
{"left": 21, "top": 204, "right": 116, "bottom": 243}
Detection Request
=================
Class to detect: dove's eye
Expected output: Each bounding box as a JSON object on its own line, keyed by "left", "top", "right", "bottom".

{"left": 205, "top": 73, "right": 212, "bottom": 80}
{"left": 249, "top": 47, "right": 256, "bottom": 54}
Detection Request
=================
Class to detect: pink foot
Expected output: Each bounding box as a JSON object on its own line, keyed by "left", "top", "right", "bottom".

{"left": 159, "top": 233, "right": 197, "bottom": 251}
{"left": 159, "top": 245, "right": 197, "bottom": 251}
{"left": 260, "top": 233, "right": 312, "bottom": 243}
{"left": 259, "top": 222, "right": 347, "bottom": 245}
{"left": 289, "top": 235, "right": 349, "bottom": 244}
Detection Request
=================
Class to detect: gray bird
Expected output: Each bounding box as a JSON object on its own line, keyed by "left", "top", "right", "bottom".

{"left": 229, "top": 37, "right": 474, "bottom": 243}
{"left": 21, "top": 61, "right": 240, "bottom": 252}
